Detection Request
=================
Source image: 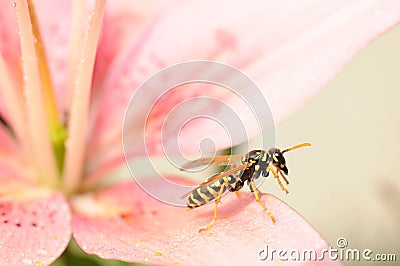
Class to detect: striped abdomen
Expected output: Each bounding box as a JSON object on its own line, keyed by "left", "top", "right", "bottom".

{"left": 187, "top": 175, "right": 237, "bottom": 209}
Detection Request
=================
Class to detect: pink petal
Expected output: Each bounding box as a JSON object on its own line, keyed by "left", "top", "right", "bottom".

{"left": 32, "top": 0, "right": 72, "bottom": 113}
{"left": 0, "top": 0, "right": 21, "bottom": 122}
{"left": 0, "top": 127, "right": 27, "bottom": 180}
{"left": 89, "top": 0, "right": 400, "bottom": 166}
{"left": 0, "top": 130, "right": 27, "bottom": 179}
{"left": 0, "top": 1, "right": 20, "bottom": 71}
{"left": 72, "top": 179, "right": 341, "bottom": 265}
{"left": 91, "top": 0, "right": 169, "bottom": 95}
{"left": 0, "top": 0, "right": 73, "bottom": 113}
{"left": 0, "top": 181, "right": 71, "bottom": 266}
{"left": 86, "top": 1, "right": 173, "bottom": 172}
{"left": 0, "top": 125, "right": 18, "bottom": 155}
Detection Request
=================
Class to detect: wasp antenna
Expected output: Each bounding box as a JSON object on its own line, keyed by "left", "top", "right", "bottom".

{"left": 282, "top": 142, "right": 311, "bottom": 153}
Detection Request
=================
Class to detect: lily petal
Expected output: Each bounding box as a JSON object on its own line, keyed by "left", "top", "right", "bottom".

{"left": 72, "top": 178, "right": 341, "bottom": 265}
{"left": 91, "top": 0, "right": 169, "bottom": 96}
{"left": 0, "top": 1, "right": 24, "bottom": 138}
{"left": 0, "top": 180, "right": 71, "bottom": 266}
{"left": 29, "top": 0, "right": 72, "bottom": 113}
{"left": 0, "top": 125, "right": 18, "bottom": 155}
{"left": 0, "top": 127, "right": 28, "bottom": 180}
{"left": 0, "top": 0, "right": 73, "bottom": 115}
{"left": 0, "top": 0, "right": 20, "bottom": 77}
{"left": 88, "top": 0, "right": 400, "bottom": 170}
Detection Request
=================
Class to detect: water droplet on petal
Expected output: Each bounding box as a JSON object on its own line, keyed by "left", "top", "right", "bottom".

{"left": 21, "top": 258, "right": 32, "bottom": 265}
{"left": 47, "top": 203, "right": 55, "bottom": 211}
{"left": 36, "top": 249, "right": 48, "bottom": 256}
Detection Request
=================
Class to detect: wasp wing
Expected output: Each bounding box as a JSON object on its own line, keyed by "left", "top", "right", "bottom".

{"left": 179, "top": 163, "right": 251, "bottom": 199}
{"left": 180, "top": 154, "right": 243, "bottom": 171}
{"left": 199, "top": 163, "right": 251, "bottom": 186}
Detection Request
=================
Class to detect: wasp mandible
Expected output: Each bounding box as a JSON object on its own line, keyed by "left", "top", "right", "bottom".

{"left": 180, "top": 143, "right": 311, "bottom": 232}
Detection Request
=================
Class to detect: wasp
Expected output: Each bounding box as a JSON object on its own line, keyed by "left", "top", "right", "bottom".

{"left": 180, "top": 143, "right": 311, "bottom": 232}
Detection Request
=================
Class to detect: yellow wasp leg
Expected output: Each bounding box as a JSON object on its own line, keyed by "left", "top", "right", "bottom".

{"left": 199, "top": 183, "right": 227, "bottom": 232}
{"left": 249, "top": 181, "right": 275, "bottom": 223}
{"left": 267, "top": 165, "right": 289, "bottom": 194}
{"left": 280, "top": 172, "right": 289, "bottom": 185}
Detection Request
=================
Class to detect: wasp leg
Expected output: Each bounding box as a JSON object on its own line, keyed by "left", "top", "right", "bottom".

{"left": 249, "top": 181, "right": 276, "bottom": 223}
{"left": 280, "top": 172, "right": 289, "bottom": 185}
{"left": 199, "top": 183, "right": 227, "bottom": 232}
{"left": 267, "top": 166, "right": 289, "bottom": 194}
{"left": 235, "top": 191, "right": 241, "bottom": 197}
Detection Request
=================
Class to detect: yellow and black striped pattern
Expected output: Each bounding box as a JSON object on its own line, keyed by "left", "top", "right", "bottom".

{"left": 187, "top": 175, "right": 237, "bottom": 209}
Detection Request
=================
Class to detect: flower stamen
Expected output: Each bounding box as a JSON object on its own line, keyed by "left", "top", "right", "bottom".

{"left": 26, "top": 0, "right": 68, "bottom": 174}
{"left": 63, "top": 0, "right": 106, "bottom": 194}
{"left": 15, "top": 0, "right": 59, "bottom": 186}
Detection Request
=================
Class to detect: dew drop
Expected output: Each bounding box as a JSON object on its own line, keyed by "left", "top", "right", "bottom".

{"left": 21, "top": 258, "right": 32, "bottom": 265}
{"left": 47, "top": 203, "right": 56, "bottom": 211}
{"left": 36, "top": 249, "right": 48, "bottom": 256}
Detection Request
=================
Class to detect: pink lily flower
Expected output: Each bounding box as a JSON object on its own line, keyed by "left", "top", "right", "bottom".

{"left": 0, "top": 0, "right": 399, "bottom": 265}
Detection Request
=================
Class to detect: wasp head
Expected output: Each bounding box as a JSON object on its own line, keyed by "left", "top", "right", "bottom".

{"left": 268, "top": 148, "right": 289, "bottom": 175}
